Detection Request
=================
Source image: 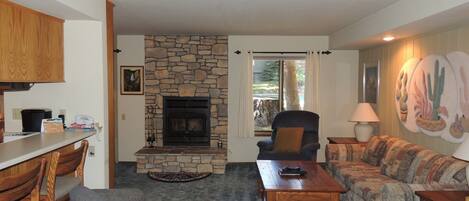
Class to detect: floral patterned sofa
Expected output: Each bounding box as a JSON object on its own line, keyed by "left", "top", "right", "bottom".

{"left": 325, "top": 135, "right": 469, "bottom": 201}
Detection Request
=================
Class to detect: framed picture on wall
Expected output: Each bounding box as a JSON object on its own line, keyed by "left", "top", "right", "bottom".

{"left": 120, "top": 66, "right": 144, "bottom": 95}
{"left": 362, "top": 61, "right": 380, "bottom": 105}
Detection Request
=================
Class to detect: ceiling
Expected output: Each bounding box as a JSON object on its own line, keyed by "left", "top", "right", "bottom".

{"left": 113, "top": 0, "right": 399, "bottom": 35}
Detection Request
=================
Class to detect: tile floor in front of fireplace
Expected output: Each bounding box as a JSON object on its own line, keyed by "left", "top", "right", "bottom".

{"left": 116, "top": 162, "right": 261, "bottom": 201}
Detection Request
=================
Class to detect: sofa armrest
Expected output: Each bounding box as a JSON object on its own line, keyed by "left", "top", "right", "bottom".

{"left": 257, "top": 139, "right": 274, "bottom": 152}
{"left": 325, "top": 144, "right": 365, "bottom": 162}
{"left": 381, "top": 183, "right": 469, "bottom": 201}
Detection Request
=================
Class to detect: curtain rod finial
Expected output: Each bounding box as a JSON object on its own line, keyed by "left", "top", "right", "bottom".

{"left": 234, "top": 50, "right": 241, "bottom": 55}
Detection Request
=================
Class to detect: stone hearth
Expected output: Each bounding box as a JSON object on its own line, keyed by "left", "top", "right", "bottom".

{"left": 136, "top": 147, "right": 226, "bottom": 174}
{"left": 141, "top": 35, "right": 228, "bottom": 174}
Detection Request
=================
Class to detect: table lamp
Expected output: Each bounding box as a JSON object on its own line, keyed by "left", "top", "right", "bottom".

{"left": 349, "top": 103, "right": 379, "bottom": 142}
{"left": 453, "top": 136, "right": 469, "bottom": 186}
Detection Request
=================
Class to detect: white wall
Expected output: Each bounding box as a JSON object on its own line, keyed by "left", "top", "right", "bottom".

{"left": 4, "top": 18, "right": 109, "bottom": 189}
{"left": 317, "top": 50, "right": 359, "bottom": 160}
{"left": 227, "top": 36, "right": 358, "bottom": 162}
{"left": 116, "top": 35, "right": 145, "bottom": 162}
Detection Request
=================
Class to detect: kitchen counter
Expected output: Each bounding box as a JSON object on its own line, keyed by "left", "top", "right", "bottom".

{"left": 3, "top": 132, "right": 40, "bottom": 143}
{"left": 0, "top": 130, "right": 95, "bottom": 170}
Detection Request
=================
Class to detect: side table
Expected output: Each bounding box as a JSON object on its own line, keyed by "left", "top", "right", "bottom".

{"left": 415, "top": 191, "right": 469, "bottom": 201}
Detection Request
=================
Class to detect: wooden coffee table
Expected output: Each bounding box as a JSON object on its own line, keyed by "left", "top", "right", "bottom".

{"left": 257, "top": 160, "right": 345, "bottom": 201}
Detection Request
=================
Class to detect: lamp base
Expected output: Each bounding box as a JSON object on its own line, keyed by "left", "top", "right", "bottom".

{"left": 354, "top": 122, "right": 374, "bottom": 142}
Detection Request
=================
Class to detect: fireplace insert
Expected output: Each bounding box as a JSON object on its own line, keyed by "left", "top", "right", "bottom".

{"left": 163, "top": 97, "right": 210, "bottom": 146}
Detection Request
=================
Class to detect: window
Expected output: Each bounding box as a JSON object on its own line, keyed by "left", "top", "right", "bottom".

{"left": 253, "top": 57, "right": 305, "bottom": 132}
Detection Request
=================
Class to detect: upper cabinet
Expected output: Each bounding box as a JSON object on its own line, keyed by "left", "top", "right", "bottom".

{"left": 0, "top": 1, "right": 64, "bottom": 82}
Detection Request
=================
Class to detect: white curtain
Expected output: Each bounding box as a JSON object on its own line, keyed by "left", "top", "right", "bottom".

{"left": 304, "top": 51, "right": 320, "bottom": 113}
{"left": 236, "top": 51, "right": 255, "bottom": 138}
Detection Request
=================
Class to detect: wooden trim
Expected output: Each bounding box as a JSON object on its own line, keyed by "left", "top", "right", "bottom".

{"left": 106, "top": 0, "right": 116, "bottom": 188}
{"left": 0, "top": 1, "right": 64, "bottom": 23}
{"left": 45, "top": 152, "right": 60, "bottom": 201}
{"left": 0, "top": 92, "right": 4, "bottom": 143}
{"left": 255, "top": 131, "right": 272, "bottom": 137}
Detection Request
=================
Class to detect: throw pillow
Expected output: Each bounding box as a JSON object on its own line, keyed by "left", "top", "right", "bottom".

{"left": 361, "top": 135, "right": 390, "bottom": 166}
{"left": 273, "top": 127, "right": 304, "bottom": 153}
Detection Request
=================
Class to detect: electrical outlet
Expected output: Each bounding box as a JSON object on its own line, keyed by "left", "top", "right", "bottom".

{"left": 89, "top": 146, "right": 95, "bottom": 157}
{"left": 12, "top": 108, "right": 22, "bottom": 120}
{"left": 121, "top": 113, "right": 126, "bottom": 120}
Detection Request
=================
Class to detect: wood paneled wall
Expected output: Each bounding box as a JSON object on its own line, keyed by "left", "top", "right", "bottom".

{"left": 359, "top": 24, "right": 469, "bottom": 155}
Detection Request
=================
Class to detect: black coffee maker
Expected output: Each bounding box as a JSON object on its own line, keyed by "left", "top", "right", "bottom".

{"left": 21, "top": 109, "right": 52, "bottom": 132}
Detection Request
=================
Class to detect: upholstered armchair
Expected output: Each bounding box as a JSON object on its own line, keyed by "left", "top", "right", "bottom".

{"left": 256, "top": 110, "right": 320, "bottom": 161}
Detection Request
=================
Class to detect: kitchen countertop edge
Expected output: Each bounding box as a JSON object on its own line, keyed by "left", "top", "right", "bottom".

{"left": 0, "top": 130, "right": 95, "bottom": 170}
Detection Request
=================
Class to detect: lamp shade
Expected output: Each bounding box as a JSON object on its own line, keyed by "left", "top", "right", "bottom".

{"left": 453, "top": 137, "right": 469, "bottom": 161}
{"left": 349, "top": 103, "right": 380, "bottom": 122}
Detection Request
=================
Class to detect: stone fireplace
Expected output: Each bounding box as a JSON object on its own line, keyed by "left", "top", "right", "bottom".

{"left": 136, "top": 35, "right": 228, "bottom": 174}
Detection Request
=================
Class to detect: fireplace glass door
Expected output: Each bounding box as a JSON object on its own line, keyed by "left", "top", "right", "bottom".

{"left": 163, "top": 97, "right": 210, "bottom": 146}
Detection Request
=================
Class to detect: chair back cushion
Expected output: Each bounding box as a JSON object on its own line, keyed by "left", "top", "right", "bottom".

{"left": 271, "top": 110, "right": 319, "bottom": 147}
{"left": 273, "top": 127, "right": 304, "bottom": 153}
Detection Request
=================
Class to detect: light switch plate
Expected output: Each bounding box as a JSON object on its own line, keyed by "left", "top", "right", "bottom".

{"left": 12, "top": 108, "right": 21, "bottom": 120}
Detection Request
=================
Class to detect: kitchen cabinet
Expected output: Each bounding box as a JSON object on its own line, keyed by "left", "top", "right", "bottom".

{"left": 0, "top": 1, "right": 64, "bottom": 82}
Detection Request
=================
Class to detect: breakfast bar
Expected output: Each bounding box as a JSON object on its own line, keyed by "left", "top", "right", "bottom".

{"left": 0, "top": 130, "right": 95, "bottom": 175}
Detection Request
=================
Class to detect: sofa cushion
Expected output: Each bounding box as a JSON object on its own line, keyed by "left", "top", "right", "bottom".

{"left": 380, "top": 140, "right": 425, "bottom": 182}
{"left": 329, "top": 160, "right": 400, "bottom": 201}
{"left": 407, "top": 149, "right": 468, "bottom": 184}
{"left": 362, "top": 135, "right": 400, "bottom": 166}
{"left": 350, "top": 178, "right": 400, "bottom": 201}
{"left": 328, "top": 161, "right": 393, "bottom": 187}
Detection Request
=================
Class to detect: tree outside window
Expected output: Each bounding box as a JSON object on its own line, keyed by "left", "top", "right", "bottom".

{"left": 253, "top": 58, "right": 305, "bottom": 131}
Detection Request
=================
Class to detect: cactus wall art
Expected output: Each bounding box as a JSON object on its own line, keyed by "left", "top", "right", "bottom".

{"left": 414, "top": 60, "right": 447, "bottom": 132}
{"left": 394, "top": 58, "right": 419, "bottom": 132}
{"left": 396, "top": 54, "right": 459, "bottom": 142}
{"left": 446, "top": 51, "right": 469, "bottom": 142}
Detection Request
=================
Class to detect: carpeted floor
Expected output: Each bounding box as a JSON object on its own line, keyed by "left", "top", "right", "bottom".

{"left": 116, "top": 162, "right": 261, "bottom": 201}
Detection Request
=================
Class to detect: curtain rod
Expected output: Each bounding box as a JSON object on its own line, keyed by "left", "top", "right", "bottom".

{"left": 233, "top": 50, "right": 332, "bottom": 55}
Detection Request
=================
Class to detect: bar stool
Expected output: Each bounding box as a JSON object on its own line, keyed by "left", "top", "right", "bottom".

{"left": 41, "top": 140, "right": 89, "bottom": 201}
{"left": 0, "top": 158, "right": 46, "bottom": 201}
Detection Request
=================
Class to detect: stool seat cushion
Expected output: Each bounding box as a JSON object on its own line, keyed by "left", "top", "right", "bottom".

{"left": 41, "top": 176, "right": 81, "bottom": 199}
